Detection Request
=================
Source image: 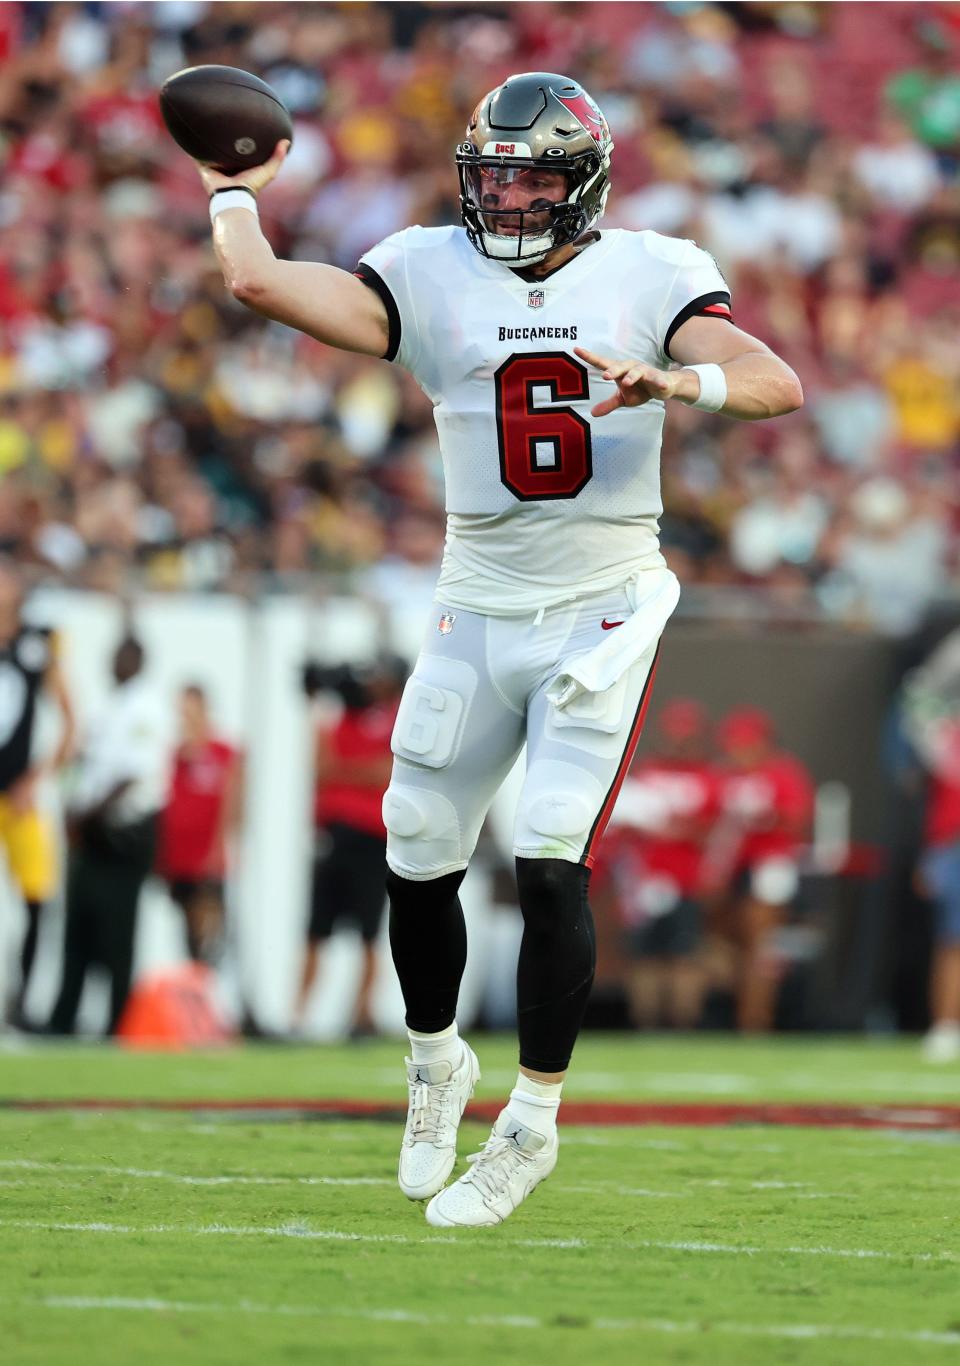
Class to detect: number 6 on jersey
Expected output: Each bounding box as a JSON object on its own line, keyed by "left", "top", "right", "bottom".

{"left": 494, "top": 352, "right": 594, "bottom": 501}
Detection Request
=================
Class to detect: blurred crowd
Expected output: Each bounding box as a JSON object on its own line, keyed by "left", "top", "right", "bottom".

{"left": 0, "top": 1, "right": 958, "bottom": 632}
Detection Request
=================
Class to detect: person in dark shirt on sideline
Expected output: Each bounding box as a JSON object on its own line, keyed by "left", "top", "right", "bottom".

{"left": 0, "top": 562, "right": 75, "bottom": 1028}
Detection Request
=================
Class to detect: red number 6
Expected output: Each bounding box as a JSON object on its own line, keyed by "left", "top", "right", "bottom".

{"left": 494, "top": 352, "right": 593, "bottom": 501}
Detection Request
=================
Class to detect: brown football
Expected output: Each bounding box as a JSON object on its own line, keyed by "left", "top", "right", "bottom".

{"left": 159, "top": 64, "right": 293, "bottom": 173}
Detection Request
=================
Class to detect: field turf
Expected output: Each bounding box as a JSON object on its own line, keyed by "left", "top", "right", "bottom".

{"left": 2, "top": 1035, "right": 960, "bottom": 1365}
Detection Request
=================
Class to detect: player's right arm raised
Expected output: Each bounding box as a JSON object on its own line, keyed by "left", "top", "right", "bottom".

{"left": 197, "top": 141, "right": 390, "bottom": 359}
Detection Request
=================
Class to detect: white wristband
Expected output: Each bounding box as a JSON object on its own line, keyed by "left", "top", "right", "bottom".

{"left": 209, "top": 189, "right": 259, "bottom": 222}
{"left": 685, "top": 363, "right": 727, "bottom": 413}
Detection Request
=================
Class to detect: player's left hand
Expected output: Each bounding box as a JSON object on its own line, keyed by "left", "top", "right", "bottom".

{"left": 574, "top": 347, "right": 685, "bottom": 417}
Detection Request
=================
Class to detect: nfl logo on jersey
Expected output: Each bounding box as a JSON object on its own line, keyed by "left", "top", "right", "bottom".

{"left": 527, "top": 289, "right": 544, "bottom": 309}
{"left": 438, "top": 611, "right": 456, "bottom": 635}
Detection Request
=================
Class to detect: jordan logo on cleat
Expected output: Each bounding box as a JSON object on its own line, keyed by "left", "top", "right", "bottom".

{"left": 505, "top": 1127, "right": 523, "bottom": 1145}
{"left": 413, "top": 1068, "right": 428, "bottom": 1084}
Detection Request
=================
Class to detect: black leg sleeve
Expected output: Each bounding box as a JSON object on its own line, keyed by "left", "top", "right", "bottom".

{"left": 387, "top": 867, "right": 467, "bottom": 1033}
{"left": 16, "top": 900, "right": 43, "bottom": 1005}
{"left": 49, "top": 859, "right": 93, "bottom": 1035}
{"left": 104, "top": 867, "right": 143, "bottom": 1036}
{"left": 515, "top": 857, "right": 596, "bottom": 1074}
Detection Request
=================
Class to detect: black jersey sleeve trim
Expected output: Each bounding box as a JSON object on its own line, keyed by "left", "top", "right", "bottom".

{"left": 353, "top": 263, "right": 401, "bottom": 362}
{"left": 664, "top": 291, "right": 733, "bottom": 360}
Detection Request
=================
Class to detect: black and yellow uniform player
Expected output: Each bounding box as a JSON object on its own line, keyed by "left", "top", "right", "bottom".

{"left": 0, "top": 563, "right": 76, "bottom": 1026}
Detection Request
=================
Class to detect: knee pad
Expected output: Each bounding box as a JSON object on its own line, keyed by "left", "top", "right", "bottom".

{"left": 750, "top": 857, "right": 799, "bottom": 906}
{"left": 514, "top": 759, "right": 604, "bottom": 858}
{"left": 382, "top": 783, "right": 464, "bottom": 880}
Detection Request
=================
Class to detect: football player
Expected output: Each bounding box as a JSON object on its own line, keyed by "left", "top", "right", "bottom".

{"left": 0, "top": 561, "right": 76, "bottom": 1027}
{"left": 194, "top": 71, "right": 803, "bottom": 1226}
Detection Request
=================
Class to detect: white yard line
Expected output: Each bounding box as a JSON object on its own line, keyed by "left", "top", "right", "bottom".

{"left": 565, "top": 1184, "right": 689, "bottom": 1199}
{"left": 4, "top": 1218, "right": 956, "bottom": 1262}
{"left": 0, "top": 1159, "right": 392, "bottom": 1187}
{"left": 3, "top": 1218, "right": 584, "bottom": 1250}
{"left": 776, "top": 1071, "right": 960, "bottom": 1098}
{"left": 573, "top": 1178, "right": 851, "bottom": 1199}
{"left": 0, "top": 1163, "right": 852, "bottom": 1201}
{"left": 32, "top": 1296, "right": 960, "bottom": 1347}
{"left": 560, "top": 1134, "right": 786, "bottom": 1153}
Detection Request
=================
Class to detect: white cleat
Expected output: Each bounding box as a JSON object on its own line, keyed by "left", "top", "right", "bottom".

{"left": 424, "top": 1108, "right": 558, "bottom": 1227}
{"left": 922, "top": 1022, "right": 960, "bottom": 1064}
{"left": 398, "top": 1042, "right": 480, "bottom": 1201}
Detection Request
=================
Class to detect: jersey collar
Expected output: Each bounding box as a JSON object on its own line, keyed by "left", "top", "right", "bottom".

{"left": 470, "top": 230, "right": 617, "bottom": 306}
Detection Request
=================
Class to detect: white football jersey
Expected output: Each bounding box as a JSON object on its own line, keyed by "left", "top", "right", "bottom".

{"left": 357, "top": 226, "right": 731, "bottom": 615}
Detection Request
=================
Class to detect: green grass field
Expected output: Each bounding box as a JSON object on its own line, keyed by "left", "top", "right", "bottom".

{"left": 2, "top": 1035, "right": 960, "bottom": 1365}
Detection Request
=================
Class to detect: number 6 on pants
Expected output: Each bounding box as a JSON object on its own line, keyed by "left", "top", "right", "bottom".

{"left": 391, "top": 668, "right": 474, "bottom": 769}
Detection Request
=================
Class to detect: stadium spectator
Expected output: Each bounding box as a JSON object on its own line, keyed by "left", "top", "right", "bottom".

{"left": 852, "top": 111, "right": 943, "bottom": 213}
{"left": 156, "top": 683, "right": 243, "bottom": 964}
{"left": 886, "top": 17, "right": 960, "bottom": 165}
{"left": 0, "top": 560, "right": 75, "bottom": 1027}
{"left": 293, "top": 654, "right": 404, "bottom": 1037}
{"left": 0, "top": 3, "right": 953, "bottom": 624}
{"left": 706, "top": 708, "right": 814, "bottom": 1032}
{"left": 601, "top": 699, "right": 720, "bottom": 1030}
{"left": 48, "top": 634, "right": 168, "bottom": 1036}
{"left": 818, "top": 476, "right": 951, "bottom": 636}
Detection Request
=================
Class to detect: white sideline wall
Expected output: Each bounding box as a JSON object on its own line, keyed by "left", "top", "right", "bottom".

{"left": 3, "top": 590, "right": 519, "bottom": 1036}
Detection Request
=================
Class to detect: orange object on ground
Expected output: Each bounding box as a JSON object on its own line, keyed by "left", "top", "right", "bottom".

{"left": 115, "top": 963, "right": 235, "bottom": 1049}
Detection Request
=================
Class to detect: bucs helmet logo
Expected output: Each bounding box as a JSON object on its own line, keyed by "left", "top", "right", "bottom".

{"left": 556, "top": 91, "right": 609, "bottom": 146}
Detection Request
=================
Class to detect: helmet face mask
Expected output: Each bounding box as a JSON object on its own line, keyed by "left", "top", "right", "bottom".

{"left": 457, "top": 72, "right": 613, "bottom": 267}
{"left": 461, "top": 162, "right": 578, "bottom": 263}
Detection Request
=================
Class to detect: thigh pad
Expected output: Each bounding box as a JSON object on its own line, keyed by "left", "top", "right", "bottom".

{"left": 391, "top": 658, "right": 477, "bottom": 770}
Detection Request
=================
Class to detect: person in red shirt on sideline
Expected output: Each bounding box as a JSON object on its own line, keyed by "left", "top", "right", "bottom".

{"left": 707, "top": 707, "right": 814, "bottom": 1032}
{"left": 157, "top": 685, "right": 243, "bottom": 963}
{"left": 905, "top": 709, "right": 960, "bottom": 1062}
{"left": 294, "top": 655, "right": 405, "bottom": 1036}
{"left": 600, "top": 699, "right": 720, "bottom": 1029}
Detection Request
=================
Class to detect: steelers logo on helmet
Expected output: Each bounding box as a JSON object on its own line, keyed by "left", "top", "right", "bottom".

{"left": 456, "top": 72, "right": 614, "bottom": 267}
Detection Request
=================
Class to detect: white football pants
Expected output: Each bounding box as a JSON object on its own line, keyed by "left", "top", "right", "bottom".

{"left": 383, "top": 582, "right": 661, "bottom": 881}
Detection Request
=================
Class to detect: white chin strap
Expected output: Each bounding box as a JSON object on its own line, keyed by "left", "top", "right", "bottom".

{"left": 480, "top": 227, "right": 556, "bottom": 265}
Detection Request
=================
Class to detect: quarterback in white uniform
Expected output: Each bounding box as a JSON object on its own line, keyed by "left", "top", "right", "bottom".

{"left": 198, "top": 71, "right": 802, "bottom": 1228}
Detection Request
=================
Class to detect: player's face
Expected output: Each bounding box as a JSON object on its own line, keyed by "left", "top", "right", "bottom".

{"left": 723, "top": 738, "right": 768, "bottom": 768}
{"left": 475, "top": 166, "right": 568, "bottom": 236}
{"left": 179, "top": 690, "right": 207, "bottom": 739}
